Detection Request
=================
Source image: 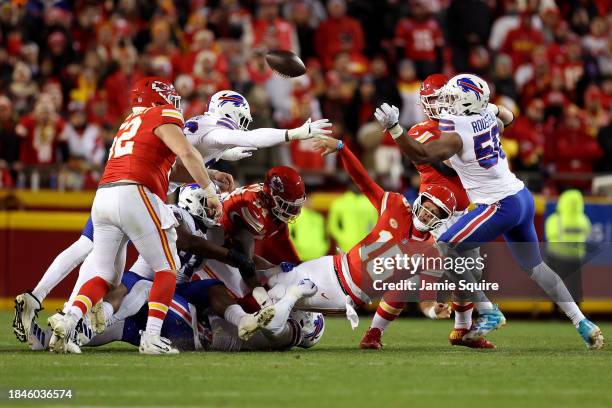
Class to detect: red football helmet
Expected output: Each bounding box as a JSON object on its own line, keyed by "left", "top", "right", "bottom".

{"left": 412, "top": 184, "right": 457, "bottom": 232}
{"left": 263, "top": 166, "right": 306, "bottom": 223}
{"left": 131, "top": 76, "right": 182, "bottom": 111}
{"left": 420, "top": 74, "right": 448, "bottom": 120}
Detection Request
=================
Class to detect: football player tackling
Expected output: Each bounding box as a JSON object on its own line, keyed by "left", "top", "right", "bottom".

{"left": 376, "top": 73, "right": 604, "bottom": 349}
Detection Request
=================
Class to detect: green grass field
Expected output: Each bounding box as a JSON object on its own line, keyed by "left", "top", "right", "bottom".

{"left": 1, "top": 311, "right": 611, "bottom": 408}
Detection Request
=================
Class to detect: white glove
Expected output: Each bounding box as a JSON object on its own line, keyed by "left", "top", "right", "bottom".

{"left": 221, "top": 147, "right": 257, "bottom": 161}
{"left": 374, "top": 103, "right": 400, "bottom": 130}
{"left": 287, "top": 118, "right": 332, "bottom": 141}
{"left": 375, "top": 103, "right": 403, "bottom": 139}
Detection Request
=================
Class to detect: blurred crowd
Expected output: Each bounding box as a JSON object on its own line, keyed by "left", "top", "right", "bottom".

{"left": 0, "top": 0, "right": 610, "bottom": 195}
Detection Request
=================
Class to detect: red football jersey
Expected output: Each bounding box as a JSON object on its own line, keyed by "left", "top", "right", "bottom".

{"left": 331, "top": 146, "right": 433, "bottom": 305}
{"left": 395, "top": 18, "right": 444, "bottom": 62}
{"left": 221, "top": 183, "right": 300, "bottom": 263}
{"left": 407, "top": 120, "right": 470, "bottom": 211}
{"left": 100, "top": 104, "right": 184, "bottom": 200}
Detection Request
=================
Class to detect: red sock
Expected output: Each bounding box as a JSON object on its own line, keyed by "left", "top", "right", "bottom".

{"left": 371, "top": 300, "right": 405, "bottom": 332}
{"left": 72, "top": 277, "right": 110, "bottom": 317}
{"left": 145, "top": 271, "right": 176, "bottom": 335}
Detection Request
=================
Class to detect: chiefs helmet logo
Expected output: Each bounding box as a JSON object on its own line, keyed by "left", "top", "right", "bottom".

{"left": 270, "top": 176, "right": 284, "bottom": 193}
{"left": 151, "top": 81, "right": 176, "bottom": 102}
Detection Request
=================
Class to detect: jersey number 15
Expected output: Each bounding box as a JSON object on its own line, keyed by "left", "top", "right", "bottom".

{"left": 473, "top": 124, "right": 505, "bottom": 169}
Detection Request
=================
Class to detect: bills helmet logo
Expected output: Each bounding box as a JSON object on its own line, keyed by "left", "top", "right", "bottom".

{"left": 304, "top": 314, "right": 325, "bottom": 341}
{"left": 456, "top": 77, "right": 483, "bottom": 101}
{"left": 270, "top": 176, "right": 285, "bottom": 193}
{"left": 218, "top": 94, "right": 246, "bottom": 108}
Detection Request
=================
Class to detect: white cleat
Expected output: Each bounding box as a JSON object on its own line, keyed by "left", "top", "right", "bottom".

{"left": 139, "top": 331, "right": 179, "bottom": 355}
{"left": 238, "top": 305, "right": 276, "bottom": 341}
{"left": 13, "top": 292, "right": 42, "bottom": 343}
{"left": 88, "top": 302, "right": 106, "bottom": 334}
{"left": 47, "top": 313, "right": 71, "bottom": 354}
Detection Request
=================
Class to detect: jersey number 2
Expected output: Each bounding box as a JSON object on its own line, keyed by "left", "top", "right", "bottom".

{"left": 473, "top": 124, "right": 505, "bottom": 168}
{"left": 109, "top": 115, "right": 142, "bottom": 159}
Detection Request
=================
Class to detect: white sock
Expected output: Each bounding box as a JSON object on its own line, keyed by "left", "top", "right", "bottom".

{"left": 475, "top": 301, "right": 494, "bottom": 311}
{"left": 145, "top": 316, "right": 164, "bottom": 335}
{"left": 453, "top": 304, "right": 473, "bottom": 330}
{"left": 224, "top": 304, "right": 248, "bottom": 327}
{"left": 66, "top": 306, "right": 84, "bottom": 332}
{"left": 530, "top": 262, "right": 585, "bottom": 327}
{"left": 371, "top": 313, "right": 393, "bottom": 331}
{"left": 32, "top": 236, "right": 92, "bottom": 301}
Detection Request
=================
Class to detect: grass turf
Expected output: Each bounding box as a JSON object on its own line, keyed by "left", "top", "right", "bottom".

{"left": 0, "top": 311, "right": 611, "bottom": 408}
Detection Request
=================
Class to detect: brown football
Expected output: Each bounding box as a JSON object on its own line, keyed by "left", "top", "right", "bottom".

{"left": 265, "top": 50, "right": 306, "bottom": 78}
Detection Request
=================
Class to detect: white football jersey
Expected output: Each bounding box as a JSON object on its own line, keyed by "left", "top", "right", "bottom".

{"left": 440, "top": 105, "right": 524, "bottom": 204}
{"left": 184, "top": 113, "right": 286, "bottom": 165}
{"left": 184, "top": 114, "right": 237, "bottom": 165}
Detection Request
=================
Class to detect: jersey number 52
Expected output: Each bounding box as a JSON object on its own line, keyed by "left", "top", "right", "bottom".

{"left": 473, "top": 124, "right": 505, "bottom": 169}
{"left": 108, "top": 115, "right": 143, "bottom": 159}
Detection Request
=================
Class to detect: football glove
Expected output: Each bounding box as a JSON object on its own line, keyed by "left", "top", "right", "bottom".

{"left": 287, "top": 118, "right": 332, "bottom": 141}
{"left": 221, "top": 147, "right": 257, "bottom": 161}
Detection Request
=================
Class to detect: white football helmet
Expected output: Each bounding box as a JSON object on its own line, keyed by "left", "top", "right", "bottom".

{"left": 178, "top": 183, "right": 217, "bottom": 227}
{"left": 207, "top": 90, "right": 252, "bottom": 131}
{"left": 291, "top": 311, "right": 325, "bottom": 348}
{"left": 439, "top": 74, "right": 490, "bottom": 115}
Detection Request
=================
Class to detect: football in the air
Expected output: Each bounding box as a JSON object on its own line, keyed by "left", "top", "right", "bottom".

{"left": 265, "top": 50, "right": 306, "bottom": 78}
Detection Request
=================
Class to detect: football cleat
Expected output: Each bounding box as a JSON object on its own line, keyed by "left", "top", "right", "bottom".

{"left": 577, "top": 319, "right": 604, "bottom": 350}
{"left": 47, "top": 313, "right": 71, "bottom": 354}
{"left": 139, "top": 331, "right": 179, "bottom": 355}
{"left": 463, "top": 305, "right": 506, "bottom": 341}
{"left": 75, "top": 316, "right": 95, "bottom": 347}
{"left": 449, "top": 328, "right": 496, "bottom": 349}
{"left": 359, "top": 327, "right": 383, "bottom": 350}
{"left": 238, "top": 305, "right": 276, "bottom": 341}
{"left": 28, "top": 321, "right": 50, "bottom": 351}
{"left": 13, "top": 291, "right": 43, "bottom": 343}
{"left": 88, "top": 302, "right": 107, "bottom": 334}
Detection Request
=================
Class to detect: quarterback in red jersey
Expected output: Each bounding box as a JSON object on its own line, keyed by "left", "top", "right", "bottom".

{"left": 261, "top": 137, "right": 452, "bottom": 332}
{"left": 49, "top": 77, "right": 222, "bottom": 355}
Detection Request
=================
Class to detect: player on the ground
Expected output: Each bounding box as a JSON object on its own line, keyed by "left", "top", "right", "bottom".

{"left": 199, "top": 166, "right": 307, "bottom": 300}
{"left": 27, "top": 271, "right": 324, "bottom": 353}
{"left": 48, "top": 77, "right": 222, "bottom": 355}
{"left": 260, "top": 137, "right": 452, "bottom": 332}
{"left": 375, "top": 73, "right": 604, "bottom": 349}
{"left": 368, "top": 74, "right": 494, "bottom": 350}
{"left": 182, "top": 90, "right": 332, "bottom": 166}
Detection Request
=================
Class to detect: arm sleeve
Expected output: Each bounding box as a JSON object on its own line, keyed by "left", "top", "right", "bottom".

{"left": 204, "top": 127, "right": 287, "bottom": 149}
{"left": 338, "top": 146, "right": 385, "bottom": 211}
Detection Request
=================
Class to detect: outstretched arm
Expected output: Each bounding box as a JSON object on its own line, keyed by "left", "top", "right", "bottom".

{"left": 375, "top": 103, "right": 462, "bottom": 164}
{"left": 187, "top": 118, "right": 332, "bottom": 149}
{"left": 314, "top": 136, "right": 385, "bottom": 211}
